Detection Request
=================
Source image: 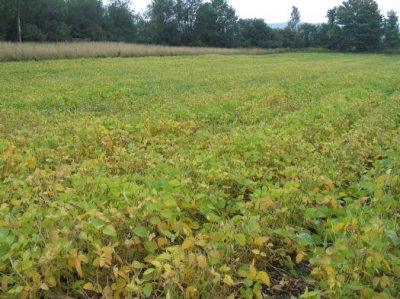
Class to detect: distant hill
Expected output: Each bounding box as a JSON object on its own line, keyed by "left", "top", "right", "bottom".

{"left": 268, "top": 23, "right": 287, "bottom": 29}
{"left": 268, "top": 22, "right": 321, "bottom": 29}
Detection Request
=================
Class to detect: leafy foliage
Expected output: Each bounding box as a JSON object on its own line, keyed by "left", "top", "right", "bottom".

{"left": 329, "top": 0, "right": 383, "bottom": 51}
{"left": 384, "top": 11, "right": 400, "bottom": 48}
{"left": 0, "top": 53, "right": 399, "bottom": 298}
{"left": 288, "top": 6, "right": 301, "bottom": 32}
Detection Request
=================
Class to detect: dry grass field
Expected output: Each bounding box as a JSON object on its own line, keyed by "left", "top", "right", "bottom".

{"left": 0, "top": 42, "right": 277, "bottom": 61}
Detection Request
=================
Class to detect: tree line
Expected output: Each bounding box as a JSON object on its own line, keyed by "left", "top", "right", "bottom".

{"left": 0, "top": 0, "right": 399, "bottom": 51}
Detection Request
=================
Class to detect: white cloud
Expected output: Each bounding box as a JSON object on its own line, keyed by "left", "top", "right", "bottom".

{"left": 127, "top": 0, "right": 400, "bottom": 23}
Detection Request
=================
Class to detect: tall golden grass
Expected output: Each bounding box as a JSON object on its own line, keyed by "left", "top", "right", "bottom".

{"left": 0, "top": 42, "right": 281, "bottom": 61}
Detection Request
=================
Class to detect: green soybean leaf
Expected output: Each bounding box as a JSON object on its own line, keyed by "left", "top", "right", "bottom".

{"left": 143, "top": 283, "right": 153, "bottom": 297}
{"left": 133, "top": 226, "right": 148, "bottom": 238}
{"left": 234, "top": 233, "right": 246, "bottom": 246}
{"left": 103, "top": 225, "right": 117, "bottom": 237}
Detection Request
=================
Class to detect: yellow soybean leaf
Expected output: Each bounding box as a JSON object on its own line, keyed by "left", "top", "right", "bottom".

{"left": 322, "top": 264, "right": 335, "bottom": 278}
{"left": 248, "top": 262, "right": 257, "bottom": 280}
{"left": 196, "top": 255, "right": 207, "bottom": 269}
{"left": 257, "top": 271, "right": 271, "bottom": 287}
{"left": 150, "top": 260, "right": 162, "bottom": 268}
{"left": 195, "top": 239, "right": 207, "bottom": 247}
{"left": 254, "top": 287, "right": 263, "bottom": 299}
{"left": 163, "top": 264, "right": 174, "bottom": 278}
{"left": 115, "top": 279, "right": 127, "bottom": 296}
{"left": 132, "top": 261, "right": 144, "bottom": 269}
{"left": 382, "top": 260, "right": 391, "bottom": 273}
{"left": 46, "top": 277, "right": 57, "bottom": 287}
{"left": 157, "top": 237, "right": 169, "bottom": 247}
{"left": 372, "top": 277, "right": 380, "bottom": 288}
{"left": 25, "top": 156, "right": 37, "bottom": 168}
{"left": 79, "top": 254, "right": 88, "bottom": 264}
{"left": 296, "top": 253, "right": 304, "bottom": 264}
{"left": 185, "top": 286, "right": 198, "bottom": 298}
{"left": 55, "top": 183, "right": 66, "bottom": 193}
{"left": 40, "top": 283, "right": 49, "bottom": 291}
{"left": 332, "top": 223, "right": 344, "bottom": 233}
{"left": 18, "top": 286, "right": 30, "bottom": 299}
{"left": 1, "top": 275, "right": 8, "bottom": 291}
{"left": 370, "top": 292, "right": 389, "bottom": 299}
{"left": 68, "top": 256, "right": 83, "bottom": 277}
{"left": 219, "top": 265, "right": 231, "bottom": 272}
{"left": 223, "top": 275, "right": 235, "bottom": 286}
{"left": 83, "top": 282, "right": 94, "bottom": 291}
{"left": 259, "top": 198, "right": 274, "bottom": 210}
{"left": 254, "top": 236, "right": 268, "bottom": 247}
{"left": 188, "top": 253, "right": 196, "bottom": 265}
{"left": 337, "top": 274, "right": 346, "bottom": 284}
{"left": 380, "top": 276, "right": 390, "bottom": 288}
{"left": 326, "top": 247, "right": 335, "bottom": 256}
{"left": 182, "top": 237, "right": 195, "bottom": 250}
{"left": 237, "top": 267, "right": 248, "bottom": 278}
{"left": 103, "top": 285, "right": 113, "bottom": 298}
{"left": 157, "top": 252, "right": 171, "bottom": 261}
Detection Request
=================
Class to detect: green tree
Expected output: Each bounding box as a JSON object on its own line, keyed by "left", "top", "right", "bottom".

{"left": 67, "top": 0, "right": 105, "bottom": 40}
{"left": 319, "top": 8, "right": 344, "bottom": 49}
{"left": 212, "top": 0, "right": 238, "bottom": 47}
{"left": 277, "top": 27, "right": 304, "bottom": 48}
{"left": 146, "top": 0, "right": 179, "bottom": 44}
{"left": 8, "top": 0, "right": 44, "bottom": 41}
{"left": 193, "top": 2, "right": 217, "bottom": 45}
{"left": 34, "top": 0, "right": 70, "bottom": 41}
{"left": 175, "top": 0, "right": 202, "bottom": 44}
{"left": 0, "top": 0, "right": 38, "bottom": 41}
{"left": 105, "top": 0, "right": 136, "bottom": 42}
{"left": 194, "top": 0, "right": 238, "bottom": 47}
{"left": 135, "top": 13, "right": 153, "bottom": 43}
{"left": 334, "top": 0, "right": 383, "bottom": 51}
{"left": 298, "top": 23, "right": 319, "bottom": 47}
{"left": 383, "top": 11, "right": 400, "bottom": 48}
{"left": 0, "top": 0, "right": 70, "bottom": 42}
{"left": 238, "top": 19, "right": 275, "bottom": 48}
{"left": 0, "top": 0, "right": 16, "bottom": 40}
{"left": 288, "top": 6, "right": 300, "bottom": 32}
{"left": 282, "top": 6, "right": 303, "bottom": 48}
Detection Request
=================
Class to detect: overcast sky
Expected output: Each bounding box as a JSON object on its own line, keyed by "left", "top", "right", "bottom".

{"left": 128, "top": 0, "right": 400, "bottom": 23}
